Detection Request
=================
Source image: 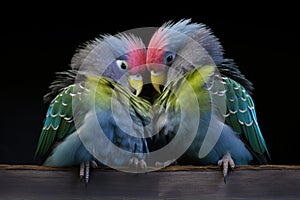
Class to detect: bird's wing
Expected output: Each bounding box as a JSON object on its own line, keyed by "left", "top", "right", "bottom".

{"left": 215, "top": 76, "right": 270, "bottom": 163}
{"left": 35, "top": 83, "right": 89, "bottom": 159}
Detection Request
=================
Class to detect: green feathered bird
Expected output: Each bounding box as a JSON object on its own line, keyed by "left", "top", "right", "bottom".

{"left": 146, "top": 19, "right": 270, "bottom": 178}
{"left": 35, "top": 33, "right": 152, "bottom": 183}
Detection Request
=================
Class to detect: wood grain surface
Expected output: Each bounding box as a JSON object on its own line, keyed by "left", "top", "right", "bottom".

{"left": 1, "top": 165, "right": 300, "bottom": 199}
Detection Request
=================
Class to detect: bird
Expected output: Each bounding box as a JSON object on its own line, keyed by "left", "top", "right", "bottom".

{"left": 34, "top": 33, "right": 153, "bottom": 184}
{"left": 145, "top": 19, "right": 270, "bottom": 180}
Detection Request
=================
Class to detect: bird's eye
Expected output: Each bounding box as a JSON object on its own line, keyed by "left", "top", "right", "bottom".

{"left": 164, "top": 51, "right": 176, "bottom": 66}
{"left": 116, "top": 60, "right": 129, "bottom": 71}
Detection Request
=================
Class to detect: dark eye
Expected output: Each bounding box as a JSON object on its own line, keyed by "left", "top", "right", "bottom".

{"left": 164, "top": 51, "right": 176, "bottom": 66}
{"left": 116, "top": 60, "right": 129, "bottom": 71}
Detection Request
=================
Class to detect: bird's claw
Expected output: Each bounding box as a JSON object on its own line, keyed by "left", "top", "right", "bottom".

{"left": 79, "top": 161, "right": 98, "bottom": 185}
{"left": 128, "top": 157, "right": 147, "bottom": 170}
{"left": 218, "top": 152, "right": 235, "bottom": 183}
{"left": 155, "top": 159, "right": 176, "bottom": 168}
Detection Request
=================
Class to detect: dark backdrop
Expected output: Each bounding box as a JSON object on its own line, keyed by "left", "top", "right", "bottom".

{"left": 1, "top": 4, "right": 298, "bottom": 165}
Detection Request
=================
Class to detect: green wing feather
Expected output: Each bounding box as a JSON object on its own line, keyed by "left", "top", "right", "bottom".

{"left": 35, "top": 83, "right": 88, "bottom": 158}
{"left": 221, "top": 77, "right": 270, "bottom": 162}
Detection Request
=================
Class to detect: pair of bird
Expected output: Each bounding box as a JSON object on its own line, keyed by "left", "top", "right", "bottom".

{"left": 35, "top": 19, "right": 270, "bottom": 184}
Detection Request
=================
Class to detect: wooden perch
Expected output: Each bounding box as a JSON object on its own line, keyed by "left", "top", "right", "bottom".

{"left": 1, "top": 164, "right": 300, "bottom": 199}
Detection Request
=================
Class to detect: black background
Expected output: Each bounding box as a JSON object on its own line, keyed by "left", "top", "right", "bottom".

{"left": 1, "top": 4, "right": 299, "bottom": 165}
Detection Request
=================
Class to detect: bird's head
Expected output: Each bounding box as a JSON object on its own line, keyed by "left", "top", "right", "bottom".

{"left": 102, "top": 33, "right": 147, "bottom": 96}
{"left": 71, "top": 33, "right": 147, "bottom": 96}
{"left": 146, "top": 19, "right": 223, "bottom": 93}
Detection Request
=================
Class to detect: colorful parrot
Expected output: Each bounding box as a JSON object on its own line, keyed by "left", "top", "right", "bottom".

{"left": 146, "top": 19, "right": 270, "bottom": 179}
{"left": 34, "top": 33, "right": 152, "bottom": 184}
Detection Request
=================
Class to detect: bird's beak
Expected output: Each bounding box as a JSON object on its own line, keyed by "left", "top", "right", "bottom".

{"left": 128, "top": 74, "right": 143, "bottom": 96}
{"left": 150, "top": 69, "right": 167, "bottom": 94}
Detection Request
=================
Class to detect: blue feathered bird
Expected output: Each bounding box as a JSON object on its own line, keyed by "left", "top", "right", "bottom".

{"left": 146, "top": 19, "right": 270, "bottom": 179}
{"left": 35, "top": 33, "right": 152, "bottom": 183}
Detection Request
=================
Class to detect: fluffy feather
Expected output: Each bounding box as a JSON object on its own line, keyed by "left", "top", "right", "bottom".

{"left": 35, "top": 32, "right": 150, "bottom": 182}
{"left": 146, "top": 19, "right": 270, "bottom": 171}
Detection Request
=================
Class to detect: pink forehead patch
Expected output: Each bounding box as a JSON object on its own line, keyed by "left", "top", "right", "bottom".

{"left": 127, "top": 49, "right": 146, "bottom": 75}
{"left": 146, "top": 48, "right": 164, "bottom": 64}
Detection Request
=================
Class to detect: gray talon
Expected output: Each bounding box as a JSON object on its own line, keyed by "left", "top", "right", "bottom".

{"left": 129, "top": 157, "right": 147, "bottom": 170}
{"left": 79, "top": 161, "right": 97, "bottom": 184}
{"left": 155, "top": 159, "right": 176, "bottom": 168}
{"left": 139, "top": 160, "right": 147, "bottom": 169}
{"left": 218, "top": 152, "right": 235, "bottom": 179}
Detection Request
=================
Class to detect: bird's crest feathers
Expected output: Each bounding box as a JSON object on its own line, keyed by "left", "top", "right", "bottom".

{"left": 103, "top": 33, "right": 146, "bottom": 56}
{"left": 148, "top": 18, "right": 203, "bottom": 51}
{"left": 71, "top": 33, "right": 145, "bottom": 70}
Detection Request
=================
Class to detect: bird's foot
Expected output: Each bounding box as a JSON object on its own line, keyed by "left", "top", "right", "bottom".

{"left": 128, "top": 157, "right": 147, "bottom": 170}
{"left": 218, "top": 152, "right": 235, "bottom": 183}
{"left": 79, "top": 161, "right": 98, "bottom": 185}
{"left": 155, "top": 159, "right": 176, "bottom": 168}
